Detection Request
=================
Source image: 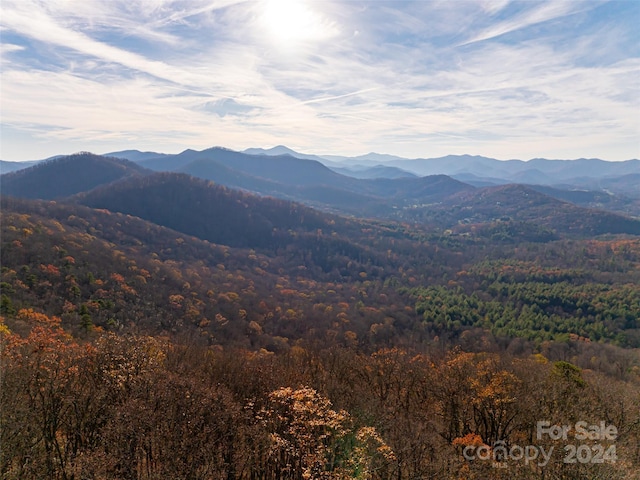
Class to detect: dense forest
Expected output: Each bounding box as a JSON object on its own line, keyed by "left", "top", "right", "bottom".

{"left": 1, "top": 161, "right": 640, "bottom": 479}
{"left": 3, "top": 311, "right": 639, "bottom": 479}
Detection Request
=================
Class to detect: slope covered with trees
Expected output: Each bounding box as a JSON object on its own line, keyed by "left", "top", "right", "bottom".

{"left": 3, "top": 195, "right": 640, "bottom": 349}
{"left": 73, "top": 172, "right": 343, "bottom": 249}
{"left": 2, "top": 313, "right": 639, "bottom": 480}
{"left": 4, "top": 153, "right": 640, "bottom": 240}
{"left": 406, "top": 184, "right": 640, "bottom": 237}
{"left": 0, "top": 153, "right": 148, "bottom": 199}
{"left": 2, "top": 160, "right": 640, "bottom": 479}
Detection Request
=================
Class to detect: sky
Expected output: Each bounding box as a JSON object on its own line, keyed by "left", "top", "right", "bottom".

{"left": 1, "top": 0, "right": 639, "bottom": 162}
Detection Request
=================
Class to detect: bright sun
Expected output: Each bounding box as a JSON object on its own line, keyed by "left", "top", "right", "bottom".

{"left": 262, "top": 0, "right": 333, "bottom": 45}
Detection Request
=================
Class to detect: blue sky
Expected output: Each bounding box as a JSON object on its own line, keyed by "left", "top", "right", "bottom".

{"left": 1, "top": 0, "right": 638, "bottom": 161}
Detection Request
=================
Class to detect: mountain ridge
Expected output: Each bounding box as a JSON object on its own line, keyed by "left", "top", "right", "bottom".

{"left": 0, "top": 152, "right": 149, "bottom": 199}
{"left": 70, "top": 172, "right": 344, "bottom": 249}
{"left": 3, "top": 151, "right": 639, "bottom": 238}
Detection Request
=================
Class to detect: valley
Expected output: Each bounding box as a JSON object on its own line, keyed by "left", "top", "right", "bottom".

{"left": 1, "top": 148, "right": 639, "bottom": 479}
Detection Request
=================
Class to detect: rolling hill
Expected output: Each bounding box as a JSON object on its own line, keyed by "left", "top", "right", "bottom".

{"left": 3, "top": 149, "right": 638, "bottom": 239}
{"left": 140, "top": 147, "right": 351, "bottom": 188}
{"left": 72, "top": 172, "right": 345, "bottom": 249}
{"left": 3, "top": 191, "right": 640, "bottom": 348}
{"left": 429, "top": 184, "right": 640, "bottom": 237}
{"left": 177, "top": 158, "right": 385, "bottom": 213}
{"left": 3, "top": 194, "right": 640, "bottom": 480}
{"left": 0, "top": 152, "right": 148, "bottom": 199}
{"left": 140, "top": 147, "right": 472, "bottom": 214}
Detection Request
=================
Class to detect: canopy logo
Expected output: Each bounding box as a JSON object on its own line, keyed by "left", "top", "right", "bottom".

{"left": 461, "top": 420, "right": 618, "bottom": 468}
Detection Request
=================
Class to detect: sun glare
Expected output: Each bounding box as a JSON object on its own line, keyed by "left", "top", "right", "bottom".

{"left": 262, "top": 0, "right": 334, "bottom": 45}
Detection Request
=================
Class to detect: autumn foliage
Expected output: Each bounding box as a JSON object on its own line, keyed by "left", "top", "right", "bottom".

{"left": 2, "top": 313, "right": 639, "bottom": 479}
{"left": 2, "top": 194, "right": 640, "bottom": 479}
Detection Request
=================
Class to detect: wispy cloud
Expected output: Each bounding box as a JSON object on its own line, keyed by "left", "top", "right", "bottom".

{"left": 479, "top": 0, "right": 512, "bottom": 16}
{"left": 0, "top": 44, "right": 26, "bottom": 54}
{"left": 1, "top": 1, "right": 196, "bottom": 84}
{"left": 278, "top": 87, "right": 382, "bottom": 109}
{"left": 1, "top": 0, "right": 638, "bottom": 160}
{"left": 458, "top": 1, "right": 600, "bottom": 46}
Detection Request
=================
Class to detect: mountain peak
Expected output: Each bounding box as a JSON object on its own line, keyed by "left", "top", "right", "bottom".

{"left": 244, "top": 145, "right": 298, "bottom": 156}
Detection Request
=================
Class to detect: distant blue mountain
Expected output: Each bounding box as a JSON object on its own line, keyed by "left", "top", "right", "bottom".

{"left": 105, "top": 150, "right": 171, "bottom": 162}
{"left": 388, "top": 155, "right": 640, "bottom": 183}
{"left": 243, "top": 145, "right": 326, "bottom": 162}
{"left": 4, "top": 147, "right": 639, "bottom": 237}
{"left": 330, "top": 164, "right": 417, "bottom": 179}
{"left": 1, "top": 160, "right": 42, "bottom": 174}
{"left": 4, "top": 145, "right": 639, "bottom": 219}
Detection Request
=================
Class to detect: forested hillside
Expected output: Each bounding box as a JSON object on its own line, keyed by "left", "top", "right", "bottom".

{"left": 0, "top": 153, "right": 148, "bottom": 199}
{"left": 3, "top": 315, "right": 639, "bottom": 479}
{"left": 3, "top": 195, "right": 639, "bottom": 349}
{"left": 2, "top": 166, "right": 640, "bottom": 479}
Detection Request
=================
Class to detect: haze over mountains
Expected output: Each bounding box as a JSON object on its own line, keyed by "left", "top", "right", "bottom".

{"left": 3, "top": 145, "right": 639, "bottom": 190}
{"left": 2, "top": 147, "right": 640, "bottom": 241}
{"left": 239, "top": 146, "right": 640, "bottom": 190}
{"left": 3, "top": 147, "right": 640, "bottom": 351}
